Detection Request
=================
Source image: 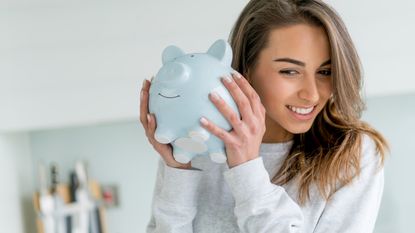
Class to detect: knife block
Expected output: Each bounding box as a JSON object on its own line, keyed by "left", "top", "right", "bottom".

{"left": 33, "top": 180, "right": 108, "bottom": 233}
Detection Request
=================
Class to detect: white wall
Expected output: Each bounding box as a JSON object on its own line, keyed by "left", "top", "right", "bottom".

{"left": 324, "top": 0, "right": 415, "bottom": 96}
{"left": 0, "top": 133, "right": 36, "bottom": 233}
{"left": 363, "top": 93, "right": 415, "bottom": 233}
{"left": 2, "top": 0, "right": 414, "bottom": 132}
{"left": 0, "top": 0, "right": 248, "bottom": 132}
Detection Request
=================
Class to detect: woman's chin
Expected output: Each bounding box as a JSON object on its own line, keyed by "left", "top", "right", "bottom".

{"left": 285, "top": 123, "right": 313, "bottom": 135}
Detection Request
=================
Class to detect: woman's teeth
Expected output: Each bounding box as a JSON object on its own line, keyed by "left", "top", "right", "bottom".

{"left": 288, "top": 105, "right": 314, "bottom": 115}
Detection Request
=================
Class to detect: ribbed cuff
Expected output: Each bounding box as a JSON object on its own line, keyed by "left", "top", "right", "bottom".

{"left": 159, "top": 163, "right": 203, "bottom": 207}
{"left": 224, "top": 157, "right": 276, "bottom": 204}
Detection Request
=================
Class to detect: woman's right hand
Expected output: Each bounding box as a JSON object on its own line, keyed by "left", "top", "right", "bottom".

{"left": 139, "top": 78, "right": 192, "bottom": 169}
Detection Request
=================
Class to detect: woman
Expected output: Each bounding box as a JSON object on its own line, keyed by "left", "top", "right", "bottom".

{"left": 140, "top": 0, "right": 388, "bottom": 232}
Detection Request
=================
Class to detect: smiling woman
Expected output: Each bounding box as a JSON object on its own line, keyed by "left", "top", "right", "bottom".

{"left": 229, "top": 0, "right": 388, "bottom": 206}
{"left": 141, "top": 0, "right": 388, "bottom": 232}
{"left": 249, "top": 25, "right": 333, "bottom": 137}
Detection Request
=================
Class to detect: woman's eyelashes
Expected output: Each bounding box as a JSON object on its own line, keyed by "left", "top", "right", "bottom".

{"left": 279, "top": 69, "right": 299, "bottom": 76}
{"left": 279, "top": 69, "right": 332, "bottom": 77}
{"left": 318, "top": 69, "right": 331, "bottom": 76}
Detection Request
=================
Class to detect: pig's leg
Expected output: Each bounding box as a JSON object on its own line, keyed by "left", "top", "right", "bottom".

{"left": 207, "top": 136, "right": 227, "bottom": 163}
{"left": 188, "top": 126, "right": 210, "bottom": 142}
{"left": 172, "top": 146, "right": 193, "bottom": 164}
{"left": 154, "top": 127, "right": 176, "bottom": 144}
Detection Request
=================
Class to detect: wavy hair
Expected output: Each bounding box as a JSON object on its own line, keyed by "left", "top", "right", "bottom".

{"left": 229, "top": 0, "right": 388, "bottom": 204}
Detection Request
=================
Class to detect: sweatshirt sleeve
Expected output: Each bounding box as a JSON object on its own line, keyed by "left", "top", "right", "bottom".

{"left": 224, "top": 157, "right": 304, "bottom": 233}
{"left": 146, "top": 159, "right": 203, "bottom": 233}
{"left": 312, "top": 135, "right": 384, "bottom": 233}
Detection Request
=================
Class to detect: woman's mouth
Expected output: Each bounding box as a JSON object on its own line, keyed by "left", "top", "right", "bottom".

{"left": 286, "top": 105, "right": 316, "bottom": 120}
{"left": 287, "top": 105, "right": 314, "bottom": 114}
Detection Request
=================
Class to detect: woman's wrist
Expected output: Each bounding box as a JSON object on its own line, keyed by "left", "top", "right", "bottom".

{"left": 167, "top": 162, "right": 192, "bottom": 170}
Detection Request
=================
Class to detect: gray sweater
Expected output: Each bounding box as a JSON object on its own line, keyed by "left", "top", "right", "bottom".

{"left": 146, "top": 135, "right": 384, "bottom": 233}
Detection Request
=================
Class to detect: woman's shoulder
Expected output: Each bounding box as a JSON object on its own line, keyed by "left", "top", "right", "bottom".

{"left": 359, "top": 133, "right": 385, "bottom": 169}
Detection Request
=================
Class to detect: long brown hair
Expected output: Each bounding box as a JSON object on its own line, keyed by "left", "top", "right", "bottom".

{"left": 229, "top": 0, "right": 388, "bottom": 204}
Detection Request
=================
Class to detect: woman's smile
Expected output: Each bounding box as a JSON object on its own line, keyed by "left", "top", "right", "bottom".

{"left": 286, "top": 104, "right": 317, "bottom": 121}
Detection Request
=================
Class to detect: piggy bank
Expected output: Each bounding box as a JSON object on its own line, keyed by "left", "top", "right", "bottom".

{"left": 148, "top": 39, "right": 240, "bottom": 164}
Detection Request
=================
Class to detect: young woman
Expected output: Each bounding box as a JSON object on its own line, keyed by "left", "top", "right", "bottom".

{"left": 140, "top": 0, "right": 388, "bottom": 232}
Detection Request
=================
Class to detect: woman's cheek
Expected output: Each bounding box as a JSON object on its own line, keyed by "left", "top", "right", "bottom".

{"left": 318, "top": 81, "right": 333, "bottom": 101}
{"left": 272, "top": 78, "right": 296, "bottom": 97}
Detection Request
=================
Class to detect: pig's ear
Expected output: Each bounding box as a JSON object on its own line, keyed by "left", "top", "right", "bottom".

{"left": 162, "top": 45, "right": 185, "bottom": 64}
{"left": 207, "top": 39, "right": 232, "bottom": 66}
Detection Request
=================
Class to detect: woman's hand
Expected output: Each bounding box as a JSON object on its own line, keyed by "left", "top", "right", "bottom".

{"left": 139, "top": 78, "right": 192, "bottom": 169}
{"left": 200, "top": 72, "right": 266, "bottom": 168}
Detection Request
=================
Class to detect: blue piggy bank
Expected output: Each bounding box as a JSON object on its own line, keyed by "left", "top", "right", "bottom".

{"left": 149, "top": 39, "right": 240, "bottom": 164}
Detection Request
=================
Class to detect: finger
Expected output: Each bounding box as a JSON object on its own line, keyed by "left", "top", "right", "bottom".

{"left": 221, "top": 75, "right": 254, "bottom": 121}
{"left": 209, "top": 91, "right": 245, "bottom": 134}
{"left": 200, "top": 116, "right": 235, "bottom": 145}
{"left": 231, "top": 72, "right": 265, "bottom": 118}
{"left": 139, "top": 78, "right": 151, "bottom": 127}
{"left": 146, "top": 114, "right": 173, "bottom": 160}
{"left": 146, "top": 113, "right": 157, "bottom": 144}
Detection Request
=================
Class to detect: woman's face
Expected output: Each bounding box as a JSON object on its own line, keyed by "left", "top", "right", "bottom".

{"left": 250, "top": 24, "right": 333, "bottom": 142}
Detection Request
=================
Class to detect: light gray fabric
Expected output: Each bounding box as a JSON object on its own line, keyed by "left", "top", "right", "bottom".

{"left": 146, "top": 135, "right": 384, "bottom": 233}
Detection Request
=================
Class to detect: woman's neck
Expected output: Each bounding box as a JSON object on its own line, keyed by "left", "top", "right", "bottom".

{"left": 262, "top": 115, "right": 293, "bottom": 143}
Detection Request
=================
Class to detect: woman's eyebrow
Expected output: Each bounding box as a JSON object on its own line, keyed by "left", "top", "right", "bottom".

{"left": 273, "top": 58, "right": 305, "bottom": 66}
{"left": 273, "top": 58, "right": 331, "bottom": 67}
{"left": 320, "top": 59, "right": 331, "bottom": 67}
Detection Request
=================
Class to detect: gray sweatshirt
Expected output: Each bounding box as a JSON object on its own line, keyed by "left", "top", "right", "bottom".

{"left": 146, "top": 134, "right": 384, "bottom": 233}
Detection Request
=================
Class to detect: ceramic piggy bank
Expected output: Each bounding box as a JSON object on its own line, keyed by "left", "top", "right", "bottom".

{"left": 149, "top": 39, "right": 240, "bottom": 164}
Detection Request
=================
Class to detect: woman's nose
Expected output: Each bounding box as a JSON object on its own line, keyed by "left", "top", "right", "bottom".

{"left": 298, "top": 76, "right": 319, "bottom": 104}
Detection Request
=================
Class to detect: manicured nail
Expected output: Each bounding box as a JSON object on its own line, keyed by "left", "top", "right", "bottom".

{"left": 232, "top": 71, "right": 242, "bottom": 79}
{"left": 210, "top": 91, "right": 220, "bottom": 100}
{"left": 142, "top": 79, "right": 147, "bottom": 88}
{"left": 222, "top": 75, "right": 232, "bottom": 83}
{"left": 200, "top": 117, "right": 208, "bottom": 126}
{"left": 147, "top": 114, "right": 151, "bottom": 122}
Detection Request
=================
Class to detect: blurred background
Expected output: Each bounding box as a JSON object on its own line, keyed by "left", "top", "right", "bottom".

{"left": 1, "top": 0, "right": 414, "bottom": 232}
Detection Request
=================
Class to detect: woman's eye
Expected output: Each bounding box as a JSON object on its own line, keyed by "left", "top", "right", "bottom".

{"left": 318, "top": 69, "right": 331, "bottom": 76}
{"left": 279, "top": 70, "right": 298, "bottom": 76}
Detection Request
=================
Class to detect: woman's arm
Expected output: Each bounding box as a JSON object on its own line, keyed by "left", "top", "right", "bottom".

{"left": 203, "top": 72, "right": 305, "bottom": 232}
{"left": 146, "top": 159, "right": 203, "bottom": 233}
{"left": 224, "top": 157, "right": 304, "bottom": 233}
{"left": 141, "top": 78, "right": 201, "bottom": 232}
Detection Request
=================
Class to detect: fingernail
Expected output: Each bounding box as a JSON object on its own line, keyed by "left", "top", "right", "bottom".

{"left": 222, "top": 75, "right": 232, "bottom": 83}
{"left": 210, "top": 91, "right": 220, "bottom": 100}
{"left": 151, "top": 76, "right": 155, "bottom": 82}
{"left": 142, "top": 79, "right": 147, "bottom": 87}
{"left": 140, "top": 90, "right": 143, "bottom": 100}
{"left": 232, "top": 71, "right": 242, "bottom": 79}
{"left": 147, "top": 114, "right": 151, "bottom": 122}
{"left": 200, "top": 117, "right": 208, "bottom": 126}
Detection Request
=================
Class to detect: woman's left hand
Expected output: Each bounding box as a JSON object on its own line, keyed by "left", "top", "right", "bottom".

{"left": 200, "top": 72, "right": 266, "bottom": 168}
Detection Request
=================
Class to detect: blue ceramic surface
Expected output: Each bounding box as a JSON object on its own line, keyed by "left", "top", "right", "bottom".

{"left": 149, "top": 39, "right": 240, "bottom": 163}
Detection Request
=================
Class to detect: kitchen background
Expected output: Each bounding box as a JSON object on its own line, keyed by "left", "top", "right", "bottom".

{"left": 1, "top": 0, "right": 414, "bottom": 232}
